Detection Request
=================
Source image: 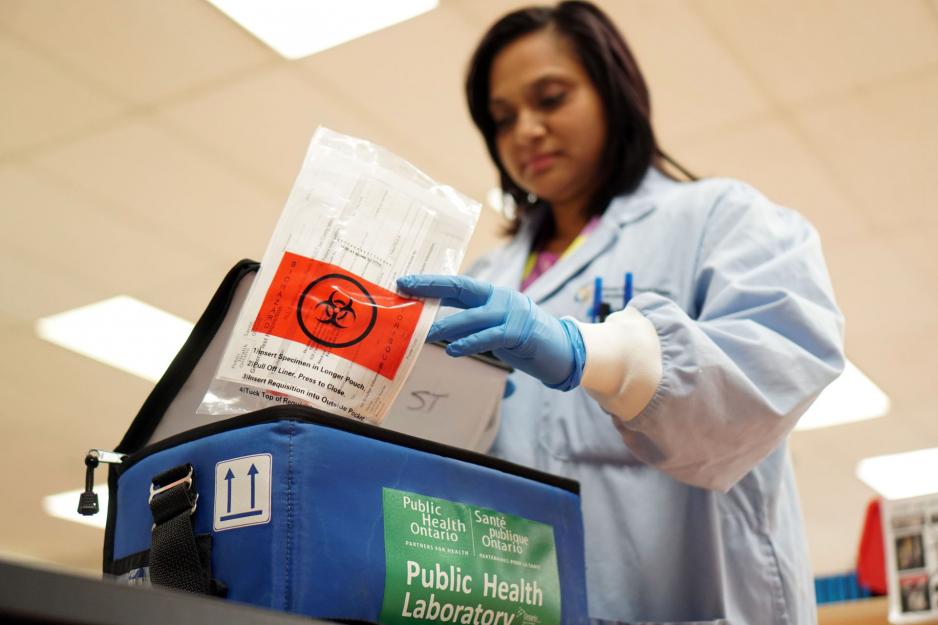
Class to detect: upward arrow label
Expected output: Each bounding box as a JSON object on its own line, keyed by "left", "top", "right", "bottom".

{"left": 225, "top": 468, "right": 235, "bottom": 513}
{"left": 214, "top": 454, "right": 272, "bottom": 532}
{"left": 248, "top": 463, "right": 259, "bottom": 509}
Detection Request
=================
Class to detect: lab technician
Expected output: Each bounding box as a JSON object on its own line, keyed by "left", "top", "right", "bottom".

{"left": 399, "top": 2, "right": 844, "bottom": 624}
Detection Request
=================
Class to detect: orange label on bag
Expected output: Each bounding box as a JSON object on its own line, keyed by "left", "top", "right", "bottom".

{"left": 253, "top": 252, "right": 423, "bottom": 380}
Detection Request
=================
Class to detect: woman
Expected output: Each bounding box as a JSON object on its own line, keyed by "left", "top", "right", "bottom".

{"left": 398, "top": 2, "right": 844, "bottom": 623}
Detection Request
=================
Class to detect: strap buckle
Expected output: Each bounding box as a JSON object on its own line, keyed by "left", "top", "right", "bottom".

{"left": 149, "top": 464, "right": 198, "bottom": 515}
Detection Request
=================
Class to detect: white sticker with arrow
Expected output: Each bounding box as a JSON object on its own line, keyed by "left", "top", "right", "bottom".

{"left": 213, "top": 453, "right": 272, "bottom": 532}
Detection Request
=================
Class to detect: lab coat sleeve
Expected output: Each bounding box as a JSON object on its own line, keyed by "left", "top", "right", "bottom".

{"left": 577, "top": 182, "right": 845, "bottom": 491}
{"left": 574, "top": 308, "right": 663, "bottom": 421}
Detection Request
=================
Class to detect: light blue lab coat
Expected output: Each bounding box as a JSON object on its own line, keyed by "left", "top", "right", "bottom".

{"left": 467, "top": 169, "right": 845, "bottom": 625}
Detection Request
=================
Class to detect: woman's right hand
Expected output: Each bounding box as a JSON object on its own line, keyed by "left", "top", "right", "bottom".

{"left": 397, "top": 274, "right": 586, "bottom": 392}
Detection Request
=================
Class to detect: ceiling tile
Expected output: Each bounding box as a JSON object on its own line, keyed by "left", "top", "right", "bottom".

{"left": 844, "top": 322, "right": 938, "bottom": 423}
{"left": 0, "top": 35, "right": 125, "bottom": 158}
{"left": 0, "top": 251, "right": 107, "bottom": 322}
{"left": 159, "top": 67, "right": 384, "bottom": 194}
{"left": 888, "top": 392, "right": 938, "bottom": 443}
{"left": 795, "top": 412, "right": 938, "bottom": 483}
{"left": 693, "top": 0, "right": 938, "bottom": 106}
{"left": 794, "top": 70, "right": 938, "bottom": 230}
{"left": 297, "top": 5, "right": 492, "bottom": 197}
{"left": 0, "top": 0, "right": 275, "bottom": 105}
{"left": 446, "top": 0, "right": 537, "bottom": 27}
{"left": 795, "top": 415, "right": 925, "bottom": 462}
{"left": 880, "top": 224, "right": 938, "bottom": 285}
{"left": 0, "top": 311, "right": 19, "bottom": 332}
{"left": 599, "top": 0, "right": 771, "bottom": 144}
{"left": 0, "top": 164, "right": 218, "bottom": 319}
{"left": 32, "top": 118, "right": 282, "bottom": 263}
{"left": 824, "top": 255, "right": 938, "bottom": 430}
{"left": 671, "top": 117, "right": 871, "bottom": 244}
{"left": 0, "top": 332, "right": 151, "bottom": 444}
{"left": 147, "top": 261, "right": 249, "bottom": 324}
{"left": 825, "top": 232, "right": 938, "bottom": 338}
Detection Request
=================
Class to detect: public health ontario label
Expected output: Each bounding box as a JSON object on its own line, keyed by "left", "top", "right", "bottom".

{"left": 381, "top": 488, "right": 560, "bottom": 625}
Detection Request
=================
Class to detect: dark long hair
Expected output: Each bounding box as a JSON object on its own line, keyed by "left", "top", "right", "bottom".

{"left": 466, "top": 1, "right": 691, "bottom": 234}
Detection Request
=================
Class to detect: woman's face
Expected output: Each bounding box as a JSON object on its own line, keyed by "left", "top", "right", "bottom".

{"left": 489, "top": 29, "right": 607, "bottom": 210}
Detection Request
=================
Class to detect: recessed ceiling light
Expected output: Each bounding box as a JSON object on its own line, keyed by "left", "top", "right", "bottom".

{"left": 35, "top": 296, "right": 193, "bottom": 383}
{"left": 205, "top": 0, "right": 439, "bottom": 60}
{"left": 42, "top": 486, "right": 108, "bottom": 529}
{"left": 795, "top": 360, "right": 889, "bottom": 431}
{"left": 857, "top": 448, "right": 938, "bottom": 500}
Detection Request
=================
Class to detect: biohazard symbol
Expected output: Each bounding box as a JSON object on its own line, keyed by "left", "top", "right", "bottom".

{"left": 315, "top": 290, "right": 357, "bottom": 328}
{"left": 256, "top": 254, "right": 423, "bottom": 378}
{"left": 296, "top": 273, "right": 377, "bottom": 349}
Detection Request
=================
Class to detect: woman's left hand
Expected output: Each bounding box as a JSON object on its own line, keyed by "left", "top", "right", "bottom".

{"left": 397, "top": 274, "right": 585, "bottom": 391}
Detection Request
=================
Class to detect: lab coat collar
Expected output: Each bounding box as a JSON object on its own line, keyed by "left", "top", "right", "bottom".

{"left": 520, "top": 168, "right": 671, "bottom": 304}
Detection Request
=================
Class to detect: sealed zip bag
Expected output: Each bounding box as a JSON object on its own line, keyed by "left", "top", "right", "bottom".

{"left": 85, "top": 260, "right": 590, "bottom": 625}
{"left": 200, "top": 127, "right": 481, "bottom": 425}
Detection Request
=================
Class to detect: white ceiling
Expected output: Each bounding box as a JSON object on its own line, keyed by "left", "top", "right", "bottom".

{"left": 1, "top": 0, "right": 937, "bottom": 576}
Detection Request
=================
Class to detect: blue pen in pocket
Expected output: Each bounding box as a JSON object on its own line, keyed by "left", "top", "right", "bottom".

{"left": 624, "top": 272, "right": 633, "bottom": 307}
{"left": 591, "top": 276, "right": 603, "bottom": 323}
{"left": 591, "top": 273, "right": 634, "bottom": 322}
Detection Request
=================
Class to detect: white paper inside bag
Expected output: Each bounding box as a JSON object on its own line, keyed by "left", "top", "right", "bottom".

{"left": 199, "top": 127, "right": 480, "bottom": 424}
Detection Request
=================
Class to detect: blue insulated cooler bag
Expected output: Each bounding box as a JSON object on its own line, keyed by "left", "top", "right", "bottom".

{"left": 88, "top": 261, "right": 590, "bottom": 625}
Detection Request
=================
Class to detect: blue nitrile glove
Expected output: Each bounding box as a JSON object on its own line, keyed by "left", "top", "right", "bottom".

{"left": 397, "top": 275, "right": 586, "bottom": 391}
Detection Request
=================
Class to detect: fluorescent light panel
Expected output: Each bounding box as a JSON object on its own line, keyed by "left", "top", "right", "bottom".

{"left": 36, "top": 296, "right": 193, "bottom": 383}
{"left": 43, "top": 486, "right": 108, "bottom": 529}
{"left": 206, "top": 0, "right": 439, "bottom": 60}
{"left": 795, "top": 360, "right": 889, "bottom": 431}
{"left": 857, "top": 448, "right": 938, "bottom": 500}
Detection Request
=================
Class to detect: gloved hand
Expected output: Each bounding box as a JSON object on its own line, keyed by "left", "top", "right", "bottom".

{"left": 397, "top": 274, "right": 586, "bottom": 391}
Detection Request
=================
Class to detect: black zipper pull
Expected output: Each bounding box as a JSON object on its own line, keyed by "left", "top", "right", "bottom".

{"left": 78, "top": 449, "right": 125, "bottom": 516}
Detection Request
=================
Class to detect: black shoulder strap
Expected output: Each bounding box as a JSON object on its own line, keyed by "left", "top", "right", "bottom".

{"left": 148, "top": 464, "right": 225, "bottom": 596}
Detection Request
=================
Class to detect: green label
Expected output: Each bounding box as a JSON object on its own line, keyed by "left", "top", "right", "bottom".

{"left": 380, "top": 488, "right": 560, "bottom": 625}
